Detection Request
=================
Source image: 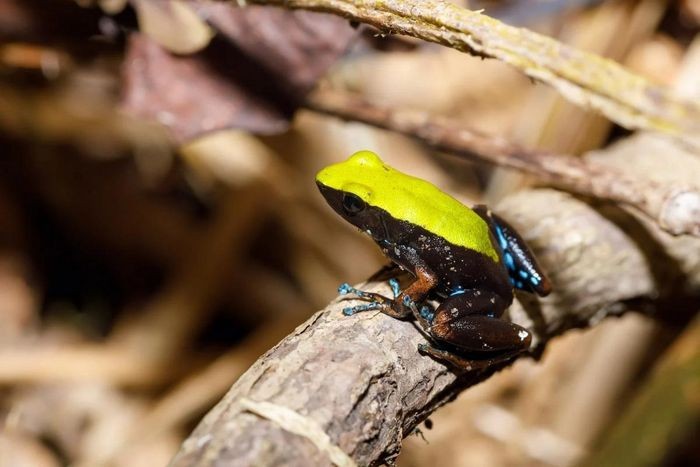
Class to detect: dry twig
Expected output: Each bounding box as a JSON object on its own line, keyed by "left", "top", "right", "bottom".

{"left": 307, "top": 89, "right": 700, "bottom": 237}
{"left": 247, "top": 0, "right": 700, "bottom": 150}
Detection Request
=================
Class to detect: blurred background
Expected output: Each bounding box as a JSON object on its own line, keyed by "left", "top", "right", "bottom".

{"left": 0, "top": 0, "right": 698, "bottom": 466}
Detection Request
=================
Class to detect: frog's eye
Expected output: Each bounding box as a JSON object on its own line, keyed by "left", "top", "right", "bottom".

{"left": 342, "top": 193, "right": 366, "bottom": 215}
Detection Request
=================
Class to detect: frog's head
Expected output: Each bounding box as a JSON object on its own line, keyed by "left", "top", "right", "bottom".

{"left": 316, "top": 151, "right": 389, "bottom": 239}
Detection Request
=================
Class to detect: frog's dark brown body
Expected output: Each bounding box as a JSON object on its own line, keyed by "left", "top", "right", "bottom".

{"left": 375, "top": 214, "right": 514, "bottom": 302}
{"left": 370, "top": 209, "right": 534, "bottom": 356}
{"left": 317, "top": 181, "right": 551, "bottom": 369}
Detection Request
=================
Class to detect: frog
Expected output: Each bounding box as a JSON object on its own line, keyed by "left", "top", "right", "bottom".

{"left": 316, "top": 150, "right": 551, "bottom": 371}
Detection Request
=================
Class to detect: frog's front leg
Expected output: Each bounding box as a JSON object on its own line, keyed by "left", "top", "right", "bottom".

{"left": 392, "top": 263, "right": 437, "bottom": 320}
{"left": 337, "top": 283, "right": 399, "bottom": 317}
{"left": 339, "top": 260, "right": 437, "bottom": 320}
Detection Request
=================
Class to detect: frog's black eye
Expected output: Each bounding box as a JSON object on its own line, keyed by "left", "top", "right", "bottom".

{"left": 342, "top": 193, "right": 366, "bottom": 215}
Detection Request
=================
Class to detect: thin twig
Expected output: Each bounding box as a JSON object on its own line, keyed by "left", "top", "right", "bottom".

{"left": 307, "top": 89, "right": 700, "bottom": 237}
{"left": 247, "top": 0, "right": 700, "bottom": 150}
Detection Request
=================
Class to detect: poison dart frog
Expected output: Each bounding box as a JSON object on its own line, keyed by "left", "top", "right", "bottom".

{"left": 316, "top": 151, "right": 551, "bottom": 370}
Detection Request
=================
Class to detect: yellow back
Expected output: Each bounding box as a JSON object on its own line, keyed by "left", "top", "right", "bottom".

{"left": 316, "top": 151, "right": 499, "bottom": 262}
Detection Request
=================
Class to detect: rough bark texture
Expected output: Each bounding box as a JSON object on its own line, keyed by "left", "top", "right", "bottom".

{"left": 170, "top": 187, "right": 700, "bottom": 466}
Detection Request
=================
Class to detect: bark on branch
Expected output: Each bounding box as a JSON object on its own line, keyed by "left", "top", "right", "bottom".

{"left": 246, "top": 0, "right": 700, "bottom": 151}
{"left": 171, "top": 188, "right": 700, "bottom": 466}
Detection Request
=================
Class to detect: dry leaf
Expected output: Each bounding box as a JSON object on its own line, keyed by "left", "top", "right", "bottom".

{"left": 192, "top": 3, "right": 357, "bottom": 98}
{"left": 122, "top": 5, "right": 356, "bottom": 142}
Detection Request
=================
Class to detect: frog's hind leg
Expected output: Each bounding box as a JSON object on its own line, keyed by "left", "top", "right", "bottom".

{"left": 429, "top": 290, "right": 532, "bottom": 354}
{"left": 417, "top": 343, "right": 523, "bottom": 372}
{"left": 473, "top": 205, "right": 552, "bottom": 297}
{"left": 419, "top": 292, "right": 532, "bottom": 371}
{"left": 418, "top": 344, "right": 520, "bottom": 371}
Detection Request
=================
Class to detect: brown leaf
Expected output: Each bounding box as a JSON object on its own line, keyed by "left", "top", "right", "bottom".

{"left": 132, "top": 0, "right": 214, "bottom": 54}
{"left": 121, "top": 4, "right": 357, "bottom": 143}
{"left": 193, "top": 4, "right": 357, "bottom": 98}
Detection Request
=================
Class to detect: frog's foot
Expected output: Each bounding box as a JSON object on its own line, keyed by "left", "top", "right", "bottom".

{"left": 342, "top": 302, "right": 383, "bottom": 316}
{"left": 338, "top": 282, "right": 373, "bottom": 299}
{"left": 338, "top": 282, "right": 396, "bottom": 306}
{"left": 338, "top": 280, "right": 400, "bottom": 300}
{"left": 417, "top": 343, "right": 521, "bottom": 373}
{"left": 337, "top": 282, "right": 414, "bottom": 319}
{"left": 419, "top": 304, "right": 435, "bottom": 324}
{"left": 338, "top": 282, "right": 393, "bottom": 316}
{"left": 388, "top": 278, "right": 401, "bottom": 298}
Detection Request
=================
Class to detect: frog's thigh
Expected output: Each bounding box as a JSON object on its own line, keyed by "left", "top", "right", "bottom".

{"left": 418, "top": 343, "right": 521, "bottom": 372}
{"left": 431, "top": 292, "right": 531, "bottom": 353}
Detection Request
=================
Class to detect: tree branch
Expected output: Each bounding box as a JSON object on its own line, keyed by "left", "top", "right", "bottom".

{"left": 170, "top": 188, "right": 700, "bottom": 466}
{"left": 306, "top": 89, "right": 700, "bottom": 237}
{"left": 246, "top": 0, "right": 700, "bottom": 151}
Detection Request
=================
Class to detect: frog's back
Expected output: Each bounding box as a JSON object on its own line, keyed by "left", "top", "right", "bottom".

{"left": 316, "top": 151, "right": 500, "bottom": 263}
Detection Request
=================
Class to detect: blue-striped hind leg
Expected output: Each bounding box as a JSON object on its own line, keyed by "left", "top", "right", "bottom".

{"left": 472, "top": 205, "right": 552, "bottom": 297}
